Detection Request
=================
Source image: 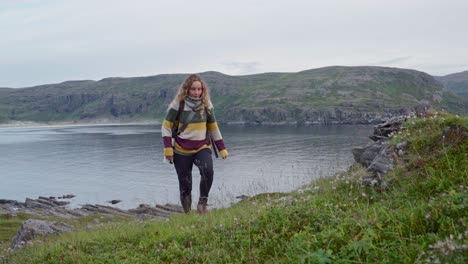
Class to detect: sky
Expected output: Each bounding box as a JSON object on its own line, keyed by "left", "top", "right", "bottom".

{"left": 1, "top": 0, "right": 467, "bottom": 88}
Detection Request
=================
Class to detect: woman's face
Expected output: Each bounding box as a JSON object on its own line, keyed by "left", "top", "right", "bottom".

{"left": 188, "top": 81, "right": 203, "bottom": 99}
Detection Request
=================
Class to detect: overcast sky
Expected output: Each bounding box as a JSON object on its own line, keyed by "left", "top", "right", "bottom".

{"left": 1, "top": 0, "right": 467, "bottom": 88}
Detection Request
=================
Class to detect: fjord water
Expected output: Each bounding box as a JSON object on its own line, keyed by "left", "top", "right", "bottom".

{"left": 0, "top": 124, "right": 372, "bottom": 209}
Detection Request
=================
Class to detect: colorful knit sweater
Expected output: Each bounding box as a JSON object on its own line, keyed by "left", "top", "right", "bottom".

{"left": 162, "top": 97, "right": 228, "bottom": 158}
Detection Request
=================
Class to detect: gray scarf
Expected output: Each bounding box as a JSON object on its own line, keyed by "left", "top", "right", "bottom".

{"left": 185, "top": 96, "right": 203, "bottom": 112}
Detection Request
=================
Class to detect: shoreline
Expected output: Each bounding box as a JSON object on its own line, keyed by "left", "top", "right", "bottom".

{"left": 0, "top": 120, "right": 162, "bottom": 129}
{"left": 0, "top": 119, "right": 383, "bottom": 129}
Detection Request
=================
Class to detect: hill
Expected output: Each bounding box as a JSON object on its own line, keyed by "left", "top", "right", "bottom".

{"left": 435, "top": 70, "right": 468, "bottom": 98}
{"left": 3, "top": 112, "right": 466, "bottom": 263}
{"left": 0, "top": 66, "right": 466, "bottom": 124}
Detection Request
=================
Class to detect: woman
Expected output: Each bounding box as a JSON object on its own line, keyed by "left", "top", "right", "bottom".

{"left": 162, "top": 74, "right": 228, "bottom": 214}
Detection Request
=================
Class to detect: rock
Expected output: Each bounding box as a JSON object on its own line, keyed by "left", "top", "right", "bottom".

{"left": 415, "top": 104, "right": 431, "bottom": 117}
{"left": 1, "top": 196, "right": 184, "bottom": 223}
{"left": 58, "top": 194, "right": 76, "bottom": 199}
{"left": 367, "top": 145, "right": 394, "bottom": 175}
{"left": 0, "top": 199, "right": 24, "bottom": 209}
{"left": 352, "top": 143, "right": 384, "bottom": 167}
{"left": 25, "top": 198, "right": 53, "bottom": 209}
{"left": 106, "top": 200, "right": 122, "bottom": 205}
{"left": 396, "top": 141, "right": 408, "bottom": 150}
{"left": 373, "top": 118, "right": 403, "bottom": 138}
{"left": 352, "top": 114, "right": 412, "bottom": 186}
{"left": 236, "top": 195, "right": 250, "bottom": 200}
{"left": 25, "top": 197, "right": 70, "bottom": 209}
{"left": 38, "top": 196, "right": 70, "bottom": 206}
{"left": 155, "top": 204, "right": 184, "bottom": 214}
{"left": 369, "top": 135, "right": 388, "bottom": 142}
{"left": 128, "top": 204, "right": 182, "bottom": 218}
{"left": 397, "top": 149, "right": 405, "bottom": 156}
{"left": 78, "top": 204, "right": 132, "bottom": 217}
{"left": 0, "top": 199, "right": 20, "bottom": 205}
{"left": 10, "top": 219, "right": 74, "bottom": 250}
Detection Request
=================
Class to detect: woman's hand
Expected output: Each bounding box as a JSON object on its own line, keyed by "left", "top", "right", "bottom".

{"left": 220, "top": 149, "right": 228, "bottom": 159}
{"left": 165, "top": 156, "right": 173, "bottom": 163}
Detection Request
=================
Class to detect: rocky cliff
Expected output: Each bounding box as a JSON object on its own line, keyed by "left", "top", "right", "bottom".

{"left": 0, "top": 66, "right": 465, "bottom": 124}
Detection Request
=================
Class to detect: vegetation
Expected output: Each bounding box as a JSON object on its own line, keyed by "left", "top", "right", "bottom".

{"left": 0, "top": 213, "right": 31, "bottom": 252}
{"left": 2, "top": 112, "right": 466, "bottom": 263}
{"left": 0, "top": 213, "right": 133, "bottom": 255}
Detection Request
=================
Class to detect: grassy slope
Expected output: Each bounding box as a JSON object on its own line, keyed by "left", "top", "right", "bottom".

{"left": 4, "top": 113, "right": 467, "bottom": 263}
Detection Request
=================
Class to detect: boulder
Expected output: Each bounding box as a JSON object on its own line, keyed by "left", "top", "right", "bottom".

{"left": 367, "top": 145, "right": 394, "bottom": 175}
{"left": 10, "top": 219, "right": 74, "bottom": 250}
{"left": 352, "top": 143, "right": 384, "bottom": 166}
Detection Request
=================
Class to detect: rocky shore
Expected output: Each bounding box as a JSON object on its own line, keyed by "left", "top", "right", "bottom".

{"left": 351, "top": 113, "right": 414, "bottom": 185}
{"left": 0, "top": 196, "right": 183, "bottom": 220}
{"left": 0, "top": 196, "right": 183, "bottom": 252}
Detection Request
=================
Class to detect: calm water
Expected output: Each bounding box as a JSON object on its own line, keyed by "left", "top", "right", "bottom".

{"left": 0, "top": 124, "right": 372, "bottom": 209}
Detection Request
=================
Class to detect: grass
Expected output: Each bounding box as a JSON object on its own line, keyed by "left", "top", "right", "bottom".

{"left": 2, "top": 112, "right": 467, "bottom": 263}
{"left": 0, "top": 213, "right": 134, "bottom": 257}
{"left": 0, "top": 213, "right": 31, "bottom": 251}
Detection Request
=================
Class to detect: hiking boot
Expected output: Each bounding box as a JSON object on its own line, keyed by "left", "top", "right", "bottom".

{"left": 180, "top": 194, "right": 192, "bottom": 214}
{"left": 197, "top": 197, "right": 208, "bottom": 214}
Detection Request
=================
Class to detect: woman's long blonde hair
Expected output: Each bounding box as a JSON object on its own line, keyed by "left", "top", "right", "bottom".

{"left": 172, "top": 74, "right": 211, "bottom": 115}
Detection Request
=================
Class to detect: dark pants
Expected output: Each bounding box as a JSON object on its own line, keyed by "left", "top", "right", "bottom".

{"left": 173, "top": 148, "right": 213, "bottom": 198}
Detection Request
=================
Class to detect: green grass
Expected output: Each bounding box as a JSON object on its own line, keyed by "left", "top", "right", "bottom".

{"left": 3, "top": 112, "right": 467, "bottom": 263}
{"left": 0, "top": 213, "right": 31, "bottom": 251}
{"left": 0, "top": 213, "right": 133, "bottom": 255}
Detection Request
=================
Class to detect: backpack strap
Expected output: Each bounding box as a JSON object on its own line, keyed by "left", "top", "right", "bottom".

{"left": 176, "top": 100, "right": 184, "bottom": 123}
{"left": 178, "top": 111, "right": 195, "bottom": 135}
{"left": 205, "top": 107, "right": 219, "bottom": 158}
{"left": 176, "top": 100, "right": 197, "bottom": 135}
{"left": 172, "top": 100, "right": 185, "bottom": 137}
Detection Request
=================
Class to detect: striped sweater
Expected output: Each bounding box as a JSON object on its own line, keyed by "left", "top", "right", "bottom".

{"left": 162, "top": 98, "right": 228, "bottom": 158}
